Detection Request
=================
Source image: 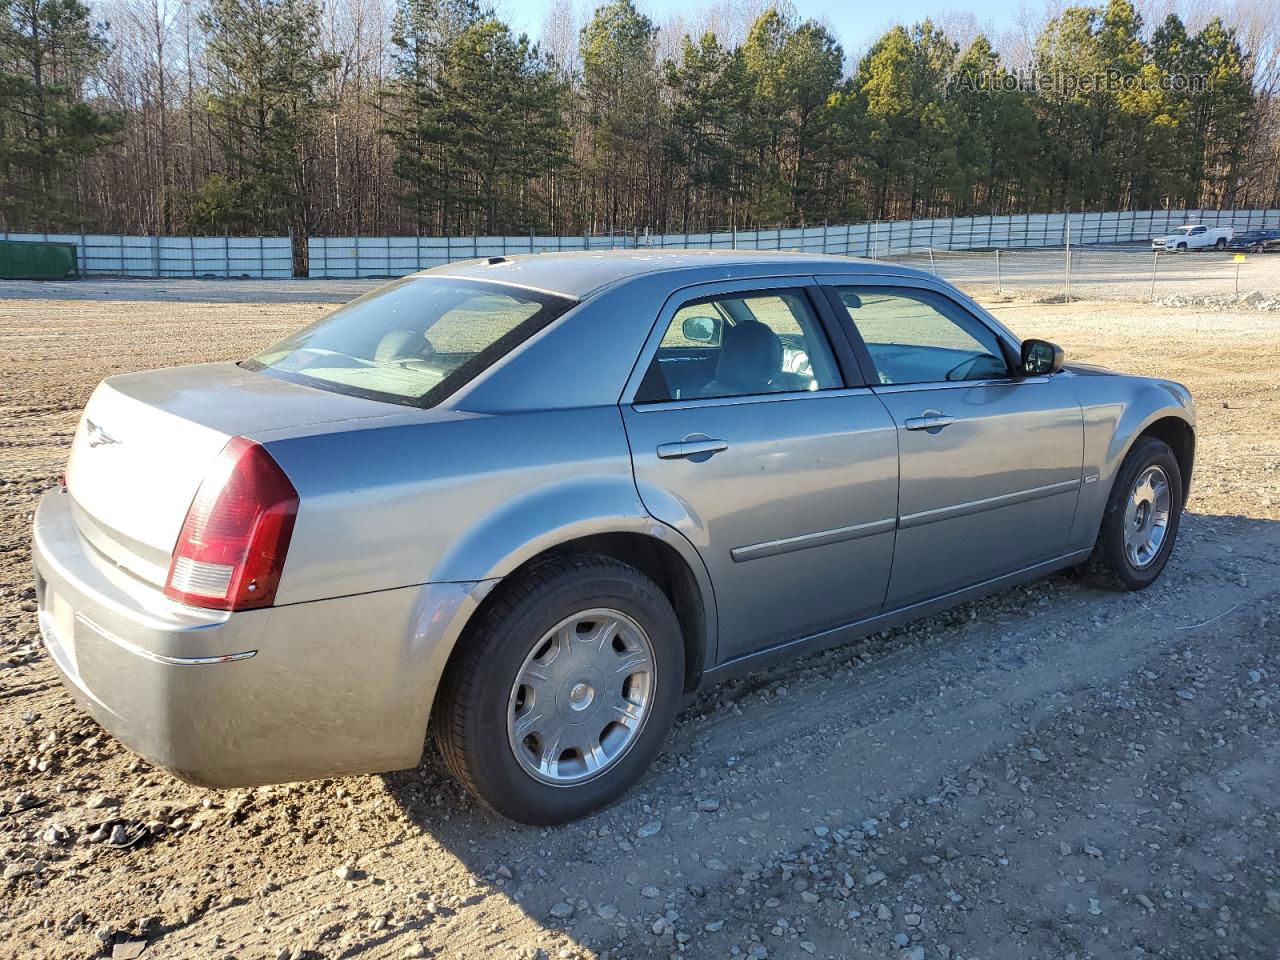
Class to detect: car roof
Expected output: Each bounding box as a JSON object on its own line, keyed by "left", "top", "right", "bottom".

{"left": 416, "top": 249, "right": 932, "bottom": 300}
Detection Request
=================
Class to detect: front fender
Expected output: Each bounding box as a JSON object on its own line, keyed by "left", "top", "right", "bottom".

{"left": 1067, "top": 373, "right": 1194, "bottom": 548}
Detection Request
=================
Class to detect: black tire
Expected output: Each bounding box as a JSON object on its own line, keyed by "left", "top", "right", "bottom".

{"left": 1088, "top": 436, "right": 1184, "bottom": 591}
{"left": 1215, "top": 237, "right": 1227, "bottom": 250}
{"left": 1176, "top": 242, "right": 1187, "bottom": 252}
{"left": 433, "top": 554, "right": 684, "bottom": 825}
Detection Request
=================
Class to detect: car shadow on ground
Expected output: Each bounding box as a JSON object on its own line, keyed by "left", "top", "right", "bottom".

{"left": 369, "top": 510, "right": 1280, "bottom": 959}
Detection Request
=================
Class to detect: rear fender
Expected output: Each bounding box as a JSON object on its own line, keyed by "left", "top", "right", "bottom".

{"left": 428, "top": 475, "right": 719, "bottom": 670}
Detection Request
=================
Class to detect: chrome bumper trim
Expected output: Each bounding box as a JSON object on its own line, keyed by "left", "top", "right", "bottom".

{"left": 73, "top": 611, "right": 257, "bottom": 665}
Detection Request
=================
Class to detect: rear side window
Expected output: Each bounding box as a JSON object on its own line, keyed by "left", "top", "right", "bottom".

{"left": 636, "top": 289, "right": 841, "bottom": 403}
{"left": 245, "top": 277, "right": 575, "bottom": 406}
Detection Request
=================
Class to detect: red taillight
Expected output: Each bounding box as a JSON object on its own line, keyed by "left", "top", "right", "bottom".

{"left": 164, "top": 437, "right": 298, "bottom": 611}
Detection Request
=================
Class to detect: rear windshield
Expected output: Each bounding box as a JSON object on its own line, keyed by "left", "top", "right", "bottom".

{"left": 244, "top": 276, "right": 575, "bottom": 407}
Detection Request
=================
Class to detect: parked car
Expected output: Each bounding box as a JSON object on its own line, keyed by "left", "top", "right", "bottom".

{"left": 1151, "top": 224, "right": 1232, "bottom": 251}
{"left": 1225, "top": 229, "right": 1280, "bottom": 253}
{"left": 32, "top": 251, "right": 1196, "bottom": 825}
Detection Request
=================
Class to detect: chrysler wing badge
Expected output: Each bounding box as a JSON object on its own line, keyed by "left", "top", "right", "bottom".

{"left": 85, "top": 419, "right": 121, "bottom": 448}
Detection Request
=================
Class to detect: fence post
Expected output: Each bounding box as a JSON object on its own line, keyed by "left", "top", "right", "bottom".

{"left": 996, "top": 248, "right": 1002, "bottom": 293}
{"left": 1235, "top": 255, "right": 1242, "bottom": 298}
{"left": 1149, "top": 252, "right": 1158, "bottom": 301}
{"left": 928, "top": 247, "right": 936, "bottom": 274}
{"left": 1064, "top": 214, "right": 1072, "bottom": 302}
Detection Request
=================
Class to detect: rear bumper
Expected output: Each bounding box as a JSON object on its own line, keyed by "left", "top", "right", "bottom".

{"left": 33, "top": 487, "right": 489, "bottom": 787}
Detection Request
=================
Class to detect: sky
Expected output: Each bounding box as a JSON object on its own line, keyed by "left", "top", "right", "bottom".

{"left": 495, "top": 0, "right": 1034, "bottom": 59}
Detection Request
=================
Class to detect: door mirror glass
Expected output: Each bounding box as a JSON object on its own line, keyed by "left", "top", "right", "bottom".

{"left": 1021, "top": 339, "right": 1065, "bottom": 376}
{"left": 681, "top": 315, "right": 720, "bottom": 343}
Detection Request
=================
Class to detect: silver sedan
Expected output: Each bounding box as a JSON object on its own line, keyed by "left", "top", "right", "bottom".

{"left": 32, "top": 251, "right": 1195, "bottom": 824}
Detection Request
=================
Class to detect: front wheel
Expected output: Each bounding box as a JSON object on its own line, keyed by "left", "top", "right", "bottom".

{"left": 433, "top": 554, "right": 684, "bottom": 825}
{"left": 1088, "top": 436, "right": 1184, "bottom": 591}
{"left": 1177, "top": 242, "right": 1188, "bottom": 252}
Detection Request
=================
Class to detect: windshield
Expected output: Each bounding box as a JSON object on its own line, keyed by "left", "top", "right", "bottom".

{"left": 245, "top": 277, "right": 576, "bottom": 407}
{"left": 1175, "top": 227, "right": 1195, "bottom": 234}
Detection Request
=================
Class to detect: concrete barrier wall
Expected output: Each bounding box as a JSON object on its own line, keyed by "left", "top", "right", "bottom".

{"left": 9, "top": 209, "right": 1279, "bottom": 279}
{"left": 308, "top": 209, "right": 1280, "bottom": 278}
{"left": 1, "top": 233, "right": 293, "bottom": 278}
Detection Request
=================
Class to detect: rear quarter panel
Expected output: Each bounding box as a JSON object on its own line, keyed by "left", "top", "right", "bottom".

{"left": 262, "top": 406, "right": 641, "bottom": 603}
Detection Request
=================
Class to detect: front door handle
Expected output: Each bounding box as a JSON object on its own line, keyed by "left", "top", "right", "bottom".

{"left": 904, "top": 413, "right": 956, "bottom": 431}
{"left": 657, "top": 438, "right": 728, "bottom": 460}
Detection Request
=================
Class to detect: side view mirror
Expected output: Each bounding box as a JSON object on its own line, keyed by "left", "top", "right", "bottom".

{"left": 1021, "top": 339, "right": 1065, "bottom": 376}
{"left": 681, "top": 315, "right": 719, "bottom": 343}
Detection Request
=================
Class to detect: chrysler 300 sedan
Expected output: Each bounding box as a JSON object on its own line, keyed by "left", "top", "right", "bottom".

{"left": 33, "top": 251, "right": 1195, "bottom": 824}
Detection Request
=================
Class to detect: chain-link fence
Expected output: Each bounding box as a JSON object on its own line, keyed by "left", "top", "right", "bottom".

{"left": 890, "top": 244, "right": 1280, "bottom": 307}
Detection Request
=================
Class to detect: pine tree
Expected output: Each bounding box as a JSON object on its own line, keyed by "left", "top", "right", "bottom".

{"left": 662, "top": 32, "right": 751, "bottom": 230}
{"left": 390, "top": 18, "right": 568, "bottom": 233}
{"left": 0, "top": 0, "right": 122, "bottom": 228}
{"left": 578, "top": 0, "right": 663, "bottom": 231}
{"left": 951, "top": 35, "right": 1041, "bottom": 213}
{"left": 196, "top": 0, "right": 339, "bottom": 247}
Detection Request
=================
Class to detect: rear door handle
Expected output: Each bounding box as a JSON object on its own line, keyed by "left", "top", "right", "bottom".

{"left": 657, "top": 438, "right": 728, "bottom": 460}
{"left": 904, "top": 413, "right": 956, "bottom": 431}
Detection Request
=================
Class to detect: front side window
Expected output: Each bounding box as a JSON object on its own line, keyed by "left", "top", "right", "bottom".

{"left": 245, "top": 277, "right": 575, "bottom": 406}
{"left": 636, "top": 289, "right": 841, "bottom": 402}
{"left": 834, "top": 287, "right": 1009, "bottom": 386}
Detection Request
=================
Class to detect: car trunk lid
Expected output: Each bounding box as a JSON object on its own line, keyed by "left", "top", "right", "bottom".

{"left": 66, "top": 362, "right": 402, "bottom": 586}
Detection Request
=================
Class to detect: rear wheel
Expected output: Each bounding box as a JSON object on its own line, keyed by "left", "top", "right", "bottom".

{"left": 433, "top": 554, "right": 684, "bottom": 824}
{"left": 1088, "top": 436, "right": 1184, "bottom": 591}
{"left": 1216, "top": 237, "right": 1227, "bottom": 250}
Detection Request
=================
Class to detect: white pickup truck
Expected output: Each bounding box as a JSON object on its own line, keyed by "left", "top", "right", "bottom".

{"left": 1151, "top": 224, "right": 1233, "bottom": 252}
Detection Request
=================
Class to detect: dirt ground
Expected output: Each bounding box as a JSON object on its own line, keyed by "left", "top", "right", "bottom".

{"left": 1, "top": 285, "right": 1279, "bottom": 960}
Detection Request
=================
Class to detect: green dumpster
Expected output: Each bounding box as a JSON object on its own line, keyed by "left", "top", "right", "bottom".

{"left": 0, "top": 240, "right": 80, "bottom": 279}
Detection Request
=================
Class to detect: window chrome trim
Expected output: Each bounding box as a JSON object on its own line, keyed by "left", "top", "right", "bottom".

{"left": 631, "top": 385, "right": 874, "bottom": 413}
{"left": 872, "top": 376, "right": 1049, "bottom": 395}
{"left": 899, "top": 478, "right": 1080, "bottom": 530}
{"left": 731, "top": 517, "right": 897, "bottom": 563}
